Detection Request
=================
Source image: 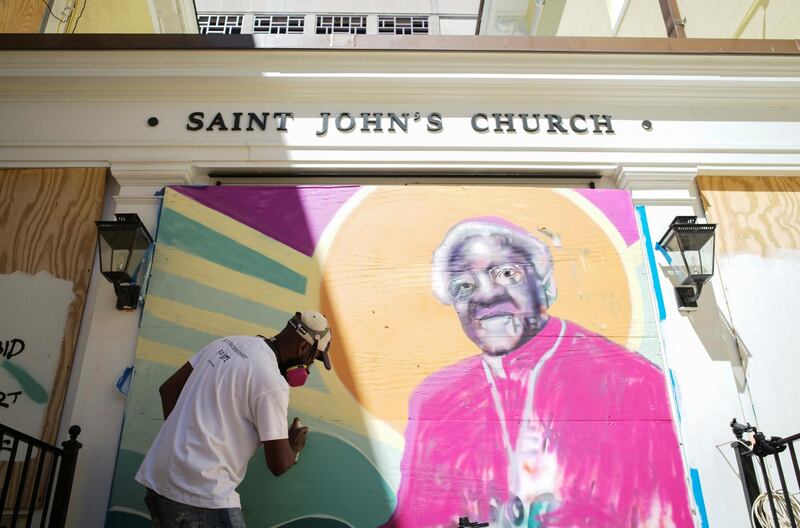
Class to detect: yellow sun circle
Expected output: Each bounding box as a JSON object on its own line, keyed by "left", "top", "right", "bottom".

{"left": 320, "top": 186, "right": 633, "bottom": 432}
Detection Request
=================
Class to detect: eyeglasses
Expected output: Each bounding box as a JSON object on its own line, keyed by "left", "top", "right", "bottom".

{"left": 447, "top": 263, "right": 527, "bottom": 301}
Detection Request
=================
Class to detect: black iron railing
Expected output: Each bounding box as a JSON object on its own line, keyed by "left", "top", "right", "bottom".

{"left": 0, "top": 423, "right": 81, "bottom": 528}
{"left": 731, "top": 419, "right": 800, "bottom": 528}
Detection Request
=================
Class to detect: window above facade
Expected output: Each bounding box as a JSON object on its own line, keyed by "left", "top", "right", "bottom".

{"left": 315, "top": 15, "right": 367, "bottom": 35}
{"left": 378, "top": 16, "right": 429, "bottom": 35}
{"left": 198, "top": 14, "right": 243, "bottom": 35}
{"left": 253, "top": 15, "right": 305, "bottom": 34}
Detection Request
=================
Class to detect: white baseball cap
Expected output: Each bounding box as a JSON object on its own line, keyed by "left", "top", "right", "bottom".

{"left": 288, "top": 311, "right": 332, "bottom": 370}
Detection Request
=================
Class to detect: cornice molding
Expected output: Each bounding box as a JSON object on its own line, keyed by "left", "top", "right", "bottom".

{"left": 2, "top": 50, "right": 800, "bottom": 104}
{"left": 615, "top": 165, "right": 698, "bottom": 191}
{"left": 110, "top": 162, "right": 208, "bottom": 206}
{"left": 615, "top": 165, "right": 700, "bottom": 206}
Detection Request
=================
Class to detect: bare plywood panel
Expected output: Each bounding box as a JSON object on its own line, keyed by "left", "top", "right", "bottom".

{"left": 0, "top": 0, "right": 46, "bottom": 33}
{"left": 697, "top": 175, "right": 800, "bottom": 257}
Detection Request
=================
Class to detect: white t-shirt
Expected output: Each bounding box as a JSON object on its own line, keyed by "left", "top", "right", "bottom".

{"left": 135, "top": 335, "right": 289, "bottom": 509}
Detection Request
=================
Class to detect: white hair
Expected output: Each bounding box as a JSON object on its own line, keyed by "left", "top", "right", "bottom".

{"left": 431, "top": 218, "right": 557, "bottom": 308}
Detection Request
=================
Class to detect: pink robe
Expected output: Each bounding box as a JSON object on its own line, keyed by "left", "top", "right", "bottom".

{"left": 382, "top": 317, "right": 693, "bottom": 527}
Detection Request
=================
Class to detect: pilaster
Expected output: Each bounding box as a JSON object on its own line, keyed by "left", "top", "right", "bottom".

{"left": 614, "top": 165, "right": 700, "bottom": 209}
{"left": 110, "top": 162, "right": 208, "bottom": 231}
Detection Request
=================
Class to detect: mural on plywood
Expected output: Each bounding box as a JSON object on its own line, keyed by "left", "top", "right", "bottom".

{"left": 107, "top": 185, "right": 692, "bottom": 527}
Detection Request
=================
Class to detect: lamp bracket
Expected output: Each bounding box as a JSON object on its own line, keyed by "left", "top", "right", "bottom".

{"left": 676, "top": 282, "right": 703, "bottom": 312}
{"left": 113, "top": 283, "right": 141, "bottom": 311}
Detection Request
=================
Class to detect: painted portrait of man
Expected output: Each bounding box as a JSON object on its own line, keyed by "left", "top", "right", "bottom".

{"left": 382, "top": 216, "right": 692, "bottom": 527}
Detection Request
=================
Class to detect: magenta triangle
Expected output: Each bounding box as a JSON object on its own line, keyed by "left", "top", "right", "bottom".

{"left": 172, "top": 185, "right": 360, "bottom": 257}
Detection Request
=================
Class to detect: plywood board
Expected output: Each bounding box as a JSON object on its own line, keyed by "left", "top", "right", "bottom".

{"left": 697, "top": 175, "right": 800, "bottom": 257}
{"left": 0, "top": 168, "right": 105, "bottom": 447}
{"left": 0, "top": 0, "right": 46, "bottom": 33}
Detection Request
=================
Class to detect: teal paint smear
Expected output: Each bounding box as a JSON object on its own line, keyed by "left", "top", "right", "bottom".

{"left": 636, "top": 205, "right": 667, "bottom": 320}
{"left": 158, "top": 208, "right": 307, "bottom": 295}
{"left": 669, "top": 368, "right": 682, "bottom": 424}
{"left": 690, "top": 468, "right": 709, "bottom": 528}
{"left": 146, "top": 272, "right": 292, "bottom": 331}
{"left": 239, "top": 432, "right": 395, "bottom": 527}
{"left": 2, "top": 361, "right": 47, "bottom": 403}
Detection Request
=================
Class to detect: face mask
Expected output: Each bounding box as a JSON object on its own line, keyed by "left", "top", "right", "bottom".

{"left": 285, "top": 366, "right": 309, "bottom": 387}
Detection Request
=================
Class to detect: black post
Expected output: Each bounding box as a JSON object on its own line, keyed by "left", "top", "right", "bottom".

{"left": 47, "top": 426, "right": 82, "bottom": 528}
{"left": 757, "top": 456, "right": 781, "bottom": 528}
{"left": 773, "top": 453, "right": 798, "bottom": 528}
{"left": 733, "top": 440, "right": 763, "bottom": 528}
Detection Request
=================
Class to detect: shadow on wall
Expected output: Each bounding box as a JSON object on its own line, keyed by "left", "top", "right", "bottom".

{"left": 660, "top": 264, "right": 751, "bottom": 393}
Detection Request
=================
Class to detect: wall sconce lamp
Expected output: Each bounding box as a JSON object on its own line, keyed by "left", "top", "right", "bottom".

{"left": 657, "top": 216, "right": 717, "bottom": 312}
{"left": 95, "top": 213, "right": 153, "bottom": 310}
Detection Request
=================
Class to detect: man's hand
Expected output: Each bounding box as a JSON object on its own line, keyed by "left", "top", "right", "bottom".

{"left": 263, "top": 419, "right": 307, "bottom": 477}
{"left": 288, "top": 417, "right": 308, "bottom": 454}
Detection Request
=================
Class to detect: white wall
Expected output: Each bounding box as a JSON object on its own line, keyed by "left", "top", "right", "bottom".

{"left": 714, "top": 247, "right": 800, "bottom": 438}
{"left": 439, "top": 17, "right": 479, "bottom": 35}
{"left": 627, "top": 189, "right": 759, "bottom": 528}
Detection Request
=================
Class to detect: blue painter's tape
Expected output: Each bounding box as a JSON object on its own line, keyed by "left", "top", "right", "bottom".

{"left": 636, "top": 206, "right": 666, "bottom": 320}
{"left": 655, "top": 243, "right": 673, "bottom": 264}
{"left": 690, "top": 468, "right": 710, "bottom": 528}
{"left": 115, "top": 366, "right": 134, "bottom": 397}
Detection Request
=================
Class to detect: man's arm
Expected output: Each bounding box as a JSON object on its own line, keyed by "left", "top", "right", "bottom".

{"left": 159, "top": 362, "right": 193, "bottom": 420}
{"left": 263, "top": 417, "right": 307, "bottom": 476}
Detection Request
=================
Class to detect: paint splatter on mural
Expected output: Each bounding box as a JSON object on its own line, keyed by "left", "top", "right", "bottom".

{"left": 107, "top": 186, "right": 691, "bottom": 527}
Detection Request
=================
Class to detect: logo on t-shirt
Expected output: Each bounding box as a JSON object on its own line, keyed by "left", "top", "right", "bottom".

{"left": 222, "top": 338, "right": 249, "bottom": 359}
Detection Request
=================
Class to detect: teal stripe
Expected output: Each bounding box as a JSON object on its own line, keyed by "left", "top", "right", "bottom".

{"left": 157, "top": 208, "right": 307, "bottom": 294}
{"left": 147, "top": 272, "right": 292, "bottom": 330}
{"left": 139, "top": 313, "right": 221, "bottom": 353}
{"left": 138, "top": 312, "right": 325, "bottom": 390}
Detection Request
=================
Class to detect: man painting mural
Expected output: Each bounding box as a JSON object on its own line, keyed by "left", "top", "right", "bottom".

{"left": 383, "top": 217, "right": 692, "bottom": 527}
{"left": 136, "top": 311, "right": 332, "bottom": 528}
